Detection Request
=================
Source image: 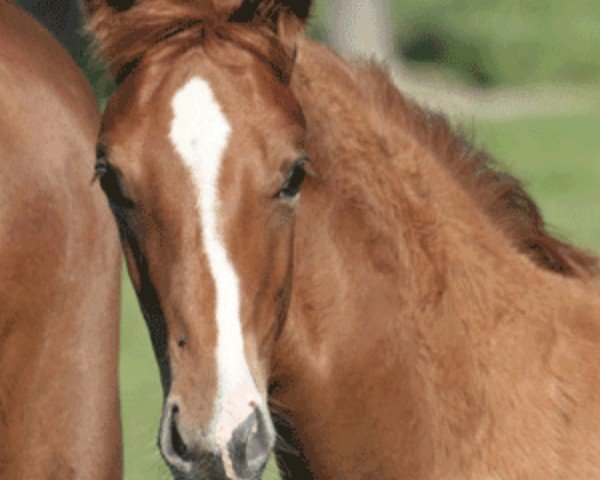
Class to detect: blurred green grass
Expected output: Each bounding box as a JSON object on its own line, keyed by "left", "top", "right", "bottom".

{"left": 310, "top": 0, "right": 600, "bottom": 87}
{"left": 120, "top": 112, "right": 600, "bottom": 479}
{"left": 474, "top": 114, "right": 600, "bottom": 250}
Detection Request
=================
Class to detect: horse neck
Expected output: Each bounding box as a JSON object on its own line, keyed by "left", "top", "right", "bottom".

{"left": 269, "top": 40, "right": 511, "bottom": 476}
{"left": 277, "top": 31, "right": 531, "bottom": 426}
{"left": 269, "top": 39, "right": 600, "bottom": 479}
{"left": 282, "top": 38, "right": 513, "bottom": 348}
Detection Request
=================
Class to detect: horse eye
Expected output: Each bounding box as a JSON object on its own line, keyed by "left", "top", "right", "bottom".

{"left": 276, "top": 157, "right": 308, "bottom": 199}
{"left": 99, "top": 163, "right": 135, "bottom": 210}
{"left": 94, "top": 144, "right": 108, "bottom": 178}
{"left": 94, "top": 161, "right": 108, "bottom": 178}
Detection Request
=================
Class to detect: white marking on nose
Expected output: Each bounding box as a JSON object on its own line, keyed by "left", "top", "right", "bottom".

{"left": 169, "top": 77, "right": 261, "bottom": 451}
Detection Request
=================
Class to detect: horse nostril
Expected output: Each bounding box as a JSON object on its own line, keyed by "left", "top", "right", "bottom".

{"left": 160, "top": 401, "right": 193, "bottom": 473}
{"left": 170, "top": 405, "right": 188, "bottom": 459}
{"left": 246, "top": 410, "right": 271, "bottom": 468}
{"left": 228, "top": 407, "right": 272, "bottom": 478}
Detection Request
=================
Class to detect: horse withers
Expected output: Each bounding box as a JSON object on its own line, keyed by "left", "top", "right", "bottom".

{"left": 0, "top": 3, "right": 121, "bottom": 478}
{"left": 86, "top": 0, "right": 599, "bottom": 479}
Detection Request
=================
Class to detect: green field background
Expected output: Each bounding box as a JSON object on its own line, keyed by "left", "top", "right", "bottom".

{"left": 115, "top": 1, "right": 600, "bottom": 478}
{"left": 310, "top": 0, "right": 600, "bottom": 88}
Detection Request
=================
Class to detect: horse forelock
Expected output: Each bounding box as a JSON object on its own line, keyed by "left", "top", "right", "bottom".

{"left": 85, "top": 0, "right": 301, "bottom": 85}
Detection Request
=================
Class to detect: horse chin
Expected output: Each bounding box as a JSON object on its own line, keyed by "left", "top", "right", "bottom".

{"left": 168, "top": 452, "right": 267, "bottom": 480}
{"left": 170, "top": 469, "right": 264, "bottom": 480}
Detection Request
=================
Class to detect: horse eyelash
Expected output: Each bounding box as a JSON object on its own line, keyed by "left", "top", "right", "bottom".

{"left": 276, "top": 156, "right": 309, "bottom": 199}
{"left": 97, "top": 163, "right": 136, "bottom": 210}
{"left": 92, "top": 161, "right": 107, "bottom": 183}
{"left": 93, "top": 143, "right": 109, "bottom": 182}
{"left": 94, "top": 161, "right": 108, "bottom": 175}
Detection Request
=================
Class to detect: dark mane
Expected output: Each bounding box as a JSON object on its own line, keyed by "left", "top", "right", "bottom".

{"left": 360, "top": 63, "right": 598, "bottom": 279}
{"left": 86, "top": 0, "right": 298, "bottom": 84}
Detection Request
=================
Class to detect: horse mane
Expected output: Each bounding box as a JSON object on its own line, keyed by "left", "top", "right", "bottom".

{"left": 358, "top": 63, "right": 598, "bottom": 279}
{"left": 85, "top": 0, "right": 302, "bottom": 84}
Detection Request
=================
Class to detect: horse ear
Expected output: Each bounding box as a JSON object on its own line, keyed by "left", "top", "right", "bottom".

{"left": 280, "top": 0, "right": 313, "bottom": 22}
{"left": 83, "top": 0, "right": 136, "bottom": 15}
{"left": 229, "top": 0, "right": 312, "bottom": 26}
{"left": 215, "top": 0, "right": 311, "bottom": 83}
{"left": 228, "top": 0, "right": 312, "bottom": 78}
{"left": 82, "top": 0, "right": 137, "bottom": 60}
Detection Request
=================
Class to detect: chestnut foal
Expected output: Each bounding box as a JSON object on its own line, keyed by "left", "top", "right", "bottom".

{"left": 87, "top": 1, "right": 599, "bottom": 479}
{"left": 0, "top": 2, "right": 121, "bottom": 479}
{"left": 87, "top": 1, "right": 308, "bottom": 478}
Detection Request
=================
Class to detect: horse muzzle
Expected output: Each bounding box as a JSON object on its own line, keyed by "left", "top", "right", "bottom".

{"left": 159, "top": 399, "right": 273, "bottom": 480}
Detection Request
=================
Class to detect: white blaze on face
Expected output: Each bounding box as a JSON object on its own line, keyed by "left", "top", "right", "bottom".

{"left": 169, "top": 77, "right": 261, "bottom": 455}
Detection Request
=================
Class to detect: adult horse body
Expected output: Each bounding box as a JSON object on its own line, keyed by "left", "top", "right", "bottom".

{"left": 86, "top": 1, "right": 599, "bottom": 479}
{"left": 0, "top": 3, "right": 121, "bottom": 478}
